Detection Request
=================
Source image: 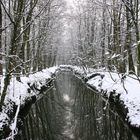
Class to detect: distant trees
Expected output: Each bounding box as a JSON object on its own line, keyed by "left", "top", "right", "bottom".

{"left": 0, "top": 0, "right": 66, "bottom": 108}
{"left": 0, "top": 0, "right": 140, "bottom": 107}
{"left": 72, "top": 0, "right": 140, "bottom": 75}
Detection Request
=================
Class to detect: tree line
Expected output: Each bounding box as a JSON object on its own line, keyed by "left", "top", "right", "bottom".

{"left": 69, "top": 0, "right": 140, "bottom": 75}
{"left": 0, "top": 0, "right": 66, "bottom": 108}
{"left": 0, "top": 0, "right": 140, "bottom": 107}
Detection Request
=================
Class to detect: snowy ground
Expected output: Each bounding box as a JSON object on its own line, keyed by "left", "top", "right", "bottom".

{"left": 0, "top": 66, "right": 58, "bottom": 139}
{"left": 0, "top": 65, "right": 140, "bottom": 139}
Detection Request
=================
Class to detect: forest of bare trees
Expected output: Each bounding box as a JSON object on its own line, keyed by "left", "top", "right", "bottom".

{"left": 0, "top": 0, "right": 140, "bottom": 107}
{"left": 0, "top": 0, "right": 66, "bottom": 107}
{"left": 69, "top": 0, "right": 140, "bottom": 74}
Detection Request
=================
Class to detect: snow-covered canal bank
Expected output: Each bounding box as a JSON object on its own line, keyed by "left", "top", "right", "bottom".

{"left": 0, "top": 67, "right": 58, "bottom": 139}
{"left": 1, "top": 65, "right": 140, "bottom": 139}
{"left": 63, "top": 65, "right": 140, "bottom": 129}
{"left": 16, "top": 71, "right": 138, "bottom": 140}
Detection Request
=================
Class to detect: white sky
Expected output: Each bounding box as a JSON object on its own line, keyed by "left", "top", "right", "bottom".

{"left": 65, "top": 0, "right": 74, "bottom": 5}
{"left": 65, "top": 0, "right": 75, "bottom": 8}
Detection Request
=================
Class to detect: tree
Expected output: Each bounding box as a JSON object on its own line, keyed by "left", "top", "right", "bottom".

{"left": 0, "top": 1, "right": 2, "bottom": 75}
{"left": 72, "top": 0, "right": 139, "bottom": 74}
{"left": 122, "top": 0, "right": 140, "bottom": 74}
{"left": 0, "top": 0, "right": 66, "bottom": 108}
{"left": 124, "top": 0, "right": 135, "bottom": 73}
{"left": 101, "top": 0, "right": 106, "bottom": 67}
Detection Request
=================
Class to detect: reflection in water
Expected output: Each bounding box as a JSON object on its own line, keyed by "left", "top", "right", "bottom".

{"left": 16, "top": 72, "right": 139, "bottom": 140}
{"left": 63, "top": 94, "right": 70, "bottom": 102}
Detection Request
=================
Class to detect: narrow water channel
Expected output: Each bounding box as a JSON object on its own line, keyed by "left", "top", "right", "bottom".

{"left": 16, "top": 72, "right": 138, "bottom": 140}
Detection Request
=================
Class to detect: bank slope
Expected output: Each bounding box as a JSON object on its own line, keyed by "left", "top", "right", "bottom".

{"left": 59, "top": 65, "right": 140, "bottom": 129}
{"left": 0, "top": 66, "right": 58, "bottom": 139}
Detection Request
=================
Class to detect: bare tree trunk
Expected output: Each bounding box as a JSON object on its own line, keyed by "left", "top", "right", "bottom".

{"left": 0, "top": 2, "right": 2, "bottom": 75}
{"left": 122, "top": 0, "right": 140, "bottom": 74}
{"left": 0, "top": 0, "right": 24, "bottom": 107}
{"left": 112, "top": 0, "right": 124, "bottom": 72}
{"left": 107, "top": 20, "right": 112, "bottom": 71}
{"left": 22, "top": 0, "right": 38, "bottom": 74}
{"left": 101, "top": 0, "right": 106, "bottom": 67}
{"left": 135, "top": 0, "right": 140, "bottom": 75}
{"left": 125, "top": 3, "right": 135, "bottom": 73}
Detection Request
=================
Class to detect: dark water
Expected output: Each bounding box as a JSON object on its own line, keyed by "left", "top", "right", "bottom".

{"left": 16, "top": 72, "right": 139, "bottom": 140}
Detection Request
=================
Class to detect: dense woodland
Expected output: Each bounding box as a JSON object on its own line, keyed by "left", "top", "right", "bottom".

{"left": 0, "top": 0, "right": 66, "bottom": 107}
{"left": 0, "top": 0, "right": 140, "bottom": 106}
{"left": 69, "top": 0, "right": 140, "bottom": 74}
